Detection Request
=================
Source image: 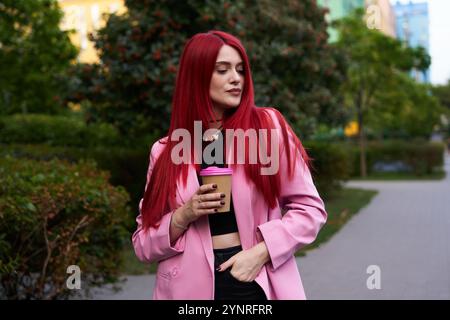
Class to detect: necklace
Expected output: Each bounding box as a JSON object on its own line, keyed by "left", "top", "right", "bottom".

{"left": 203, "top": 124, "right": 223, "bottom": 142}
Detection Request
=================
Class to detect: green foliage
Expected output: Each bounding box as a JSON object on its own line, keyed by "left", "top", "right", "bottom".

{"left": 0, "top": 0, "right": 78, "bottom": 115}
{"left": 237, "top": 1, "right": 349, "bottom": 136}
{"left": 335, "top": 8, "right": 431, "bottom": 117}
{"left": 368, "top": 74, "right": 446, "bottom": 139}
{"left": 304, "top": 141, "right": 351, "bottom": 200}
{"left": 432, "top": 80, "right": 450, "bottom": 110}
{"left": 66, "top": 0, "right": 348, "bottom": 139}
{"left": 0, "top": 138, "right": 352, "bottom": 228}
{"left": 334, "top": 8, "right": 434, "bottom": 176}
{"left": 0, "top": 156, "right": 130, "bottom": 299}
{"left": 0, "top": 114, "right": 121, "bottom": 147}
{"left": 335, "top": 8, "right": 430, "bottom": 79}
{"left": 0, "top": 143, "right": 150, "bottom": 230}
{"left": 344, "top": 140, "right": 445, "bottom": 176}
{"left": 431, "top": 80, "right": 450, "bottom": 136}
{"left": 309, "top": 123, "right": 347, "bottom": 141}
{"left": 336, "top": 8, "right": 431, "bottom": 117}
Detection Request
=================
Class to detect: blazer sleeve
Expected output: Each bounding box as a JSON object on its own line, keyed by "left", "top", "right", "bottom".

{"left": 132, "top": 140, "right": 186, "bottom": 264}
{"left": 256, "top": 108, "right": 327, "bottom": 271}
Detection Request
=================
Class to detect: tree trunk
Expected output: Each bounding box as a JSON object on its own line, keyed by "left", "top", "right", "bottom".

{"left": 356, "top": 90, "right": 367, "bottom": 177}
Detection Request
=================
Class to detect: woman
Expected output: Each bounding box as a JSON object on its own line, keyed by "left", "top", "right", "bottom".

{"left": 132, "top": 30, "right": 327, "bottom": 300}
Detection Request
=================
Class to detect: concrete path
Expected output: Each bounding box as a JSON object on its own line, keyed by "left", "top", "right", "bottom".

{"left": 82, "top": 154, "right": 450, "bottom": 300}
{"left": 298, "top": 153, "right": 450, "bottom": 299}
{"left": 74, "top": 275, "right": 156, "bottom": 300}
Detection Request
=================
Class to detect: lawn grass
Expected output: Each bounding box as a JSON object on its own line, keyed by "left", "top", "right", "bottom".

{"left": 120, "top": 187, "right": 378, "bottom": 274}
{"left": 295, "top": 187, "right": 378, "bottom": 257}
{"left": 350, "top": 169, "right": 445, "bottom": 181}
{"left": 120, "top": 241, "right": 157, "bottom": 275}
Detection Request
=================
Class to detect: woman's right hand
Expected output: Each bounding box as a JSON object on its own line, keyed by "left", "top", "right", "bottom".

{"left": 181, "top": 183, "right": 226, "bottom": 224}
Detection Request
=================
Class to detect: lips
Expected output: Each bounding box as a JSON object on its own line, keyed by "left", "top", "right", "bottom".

{"left": 226, "top": 89, "right": 241, "bottom": 94}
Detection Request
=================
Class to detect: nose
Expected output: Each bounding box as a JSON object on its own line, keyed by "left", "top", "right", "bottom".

{"left": 229, "top": 69, "right": 241, "bottom": 83}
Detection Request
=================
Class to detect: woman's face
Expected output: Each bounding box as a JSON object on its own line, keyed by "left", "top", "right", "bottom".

{"left": 209, "top": 45, "right": 245, "bottom": 116}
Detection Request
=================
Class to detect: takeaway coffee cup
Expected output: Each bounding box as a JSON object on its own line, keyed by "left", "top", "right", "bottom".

{"left": 199, "top": 166, "right": 232, "bottom": 213}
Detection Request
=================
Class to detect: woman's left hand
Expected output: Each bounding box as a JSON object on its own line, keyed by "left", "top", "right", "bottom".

{"left": 217, "top": 242, "right": 270, "bottom": 282}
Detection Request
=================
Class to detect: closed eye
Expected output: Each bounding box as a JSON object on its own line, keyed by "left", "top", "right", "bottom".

{"left": 217, "top": 69, "right": 244, "bottom": 74}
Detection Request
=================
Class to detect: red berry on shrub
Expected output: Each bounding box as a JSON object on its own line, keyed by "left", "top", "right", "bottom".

{"left": 153, "top": 50, "right": 161, "bottom": 60}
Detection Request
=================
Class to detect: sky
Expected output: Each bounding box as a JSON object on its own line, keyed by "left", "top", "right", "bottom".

{"left": 390, "top": 0, "right": 450, "bottom": 85}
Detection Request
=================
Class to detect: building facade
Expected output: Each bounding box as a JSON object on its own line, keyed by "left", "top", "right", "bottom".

{"left": 393, "top": 1, "right": 430, "bottom": 83}
{"left": 318, "top": 0, "right": 396, "bottom": 41}
{"left": 58, "top": 0, "right": 126, "bottom": 63}
{"left": 317, "top": 0, "right": 396, "bottom": 137}
{"left": 372, "top": 0, "right": 396, "bottom": 38}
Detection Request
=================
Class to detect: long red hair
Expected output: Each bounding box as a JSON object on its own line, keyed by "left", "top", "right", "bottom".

{"left": 141, "top": 30, "right": 310, "bottom": 230}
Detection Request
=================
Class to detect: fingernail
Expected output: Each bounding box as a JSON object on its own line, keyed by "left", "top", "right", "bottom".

{"left": 213, "top": 184, "right": 217, "bottom": 188}
{"left": 214, "top": 208, "right": 218, "bottom": 212}
{"left": 220, "top": 201, "right": 225, "bottom": 205}
{"left": 216, "top": 267, "right": 221, "bottom": 271}
{"left": 220, "top": 193, "right": 225, "bottom": 198}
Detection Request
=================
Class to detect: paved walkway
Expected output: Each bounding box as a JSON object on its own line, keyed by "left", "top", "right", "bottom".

{"left": 298, "top": 153, "right": 450, "bottom": 299}
{"left": 83, "top": 154, "right": 450, "bottom": 300}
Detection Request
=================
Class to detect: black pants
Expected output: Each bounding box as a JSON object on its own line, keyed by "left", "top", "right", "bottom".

{"left": 213, "top": 245, "right": 267, "bottom": 300}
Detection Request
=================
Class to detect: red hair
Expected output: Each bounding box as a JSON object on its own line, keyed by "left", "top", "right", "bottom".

{"left": 141, "top": 30, "right": 310, "bottom": 230}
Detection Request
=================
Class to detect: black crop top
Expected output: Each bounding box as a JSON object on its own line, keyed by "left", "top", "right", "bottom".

{"left": 197, "top": 131, "right": 239, "bottom": 236}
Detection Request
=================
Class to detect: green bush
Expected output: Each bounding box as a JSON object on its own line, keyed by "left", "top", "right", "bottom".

{"left": 0, "top": 114, "right": 121, "bottom": 147}
{"left": 0, "top": 138, "right": 356, "bottom": 228}
{"left": 0, "top": 143, "right": 149, "bottom": 230}
{"left": 0, "top": 139, "right": 354, "bottom": 222}
{"left": 304, "top": 141, "right": 351, "bottom": 200}
{"left": 345, "top": 140, "right": 445, "bottom": 176}
{"left": 0, "top": 156, "right": 130, "bottom": 299}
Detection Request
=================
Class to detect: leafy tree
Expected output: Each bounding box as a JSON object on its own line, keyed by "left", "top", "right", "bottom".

{"left": 236, "top": 0, "right": 349, "bottom": 136}
{"left": 0, "top": 0, "right": 78, "bottom": 115}
{"left": 368, "top": 74, "right": 445, "bottom": 139}
{"left": 66, "top": 0, "right": 348, "bottom": 140}
{"left": 432, "top": 80, "right": 450, "bottom": 110}
{"left": 431, "top": 80, "right": 450, "bottom": 136}
{"left": 334, "top": 8, "right": 431, "bottom": 177}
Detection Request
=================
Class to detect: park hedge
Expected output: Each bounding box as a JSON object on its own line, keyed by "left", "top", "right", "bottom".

{"left": 1, "top": 138, "right": 444, "bottom": 226}
{"left": 345, "top": 140, "right": 445, "bottom": 176}
{"left": 0, "top": 114, "right": 121, "bottom": 147}
{"left": 0, "top": 155, "right": 130, "bottom": 299}
{"left": 0, "top": 139, "right": 351, "bottom": 216}
{"left": 0, "top": 143, "right": 149, "bottom": 230}
{"left": 303, "top": 141, "right": 351, "bottom": 199}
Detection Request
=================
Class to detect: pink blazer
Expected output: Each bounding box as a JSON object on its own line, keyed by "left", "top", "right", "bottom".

{"left": 132, "top": 109, "right": 327, "bottom": 300}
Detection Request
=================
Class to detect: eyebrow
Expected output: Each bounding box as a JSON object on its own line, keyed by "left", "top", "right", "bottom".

{"left": 215, "top": 61, "right": 244, "bottom": 66}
